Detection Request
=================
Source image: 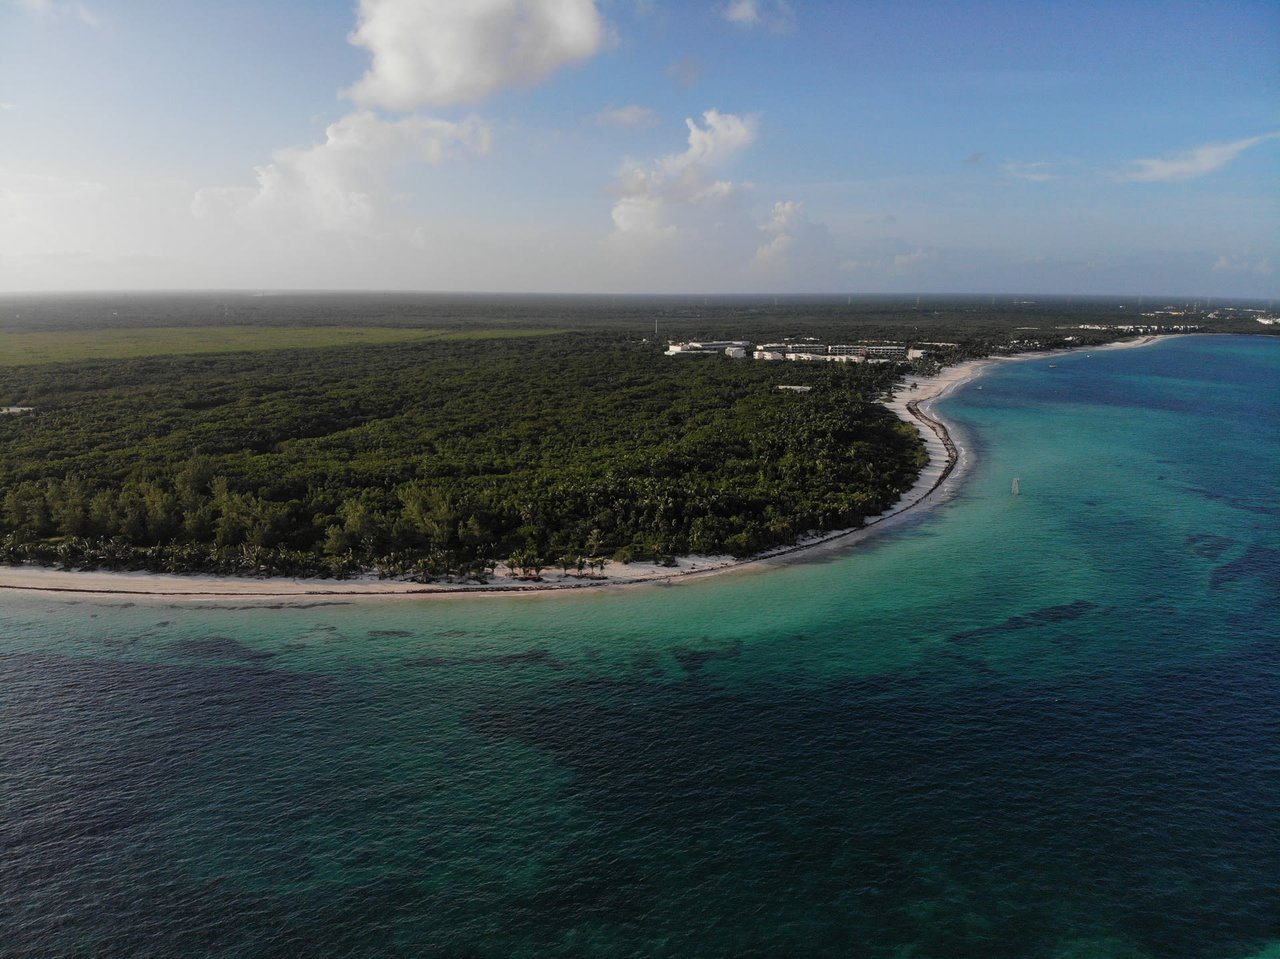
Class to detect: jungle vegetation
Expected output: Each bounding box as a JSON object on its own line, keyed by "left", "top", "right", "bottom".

{"left": 0, "top": 325, "right": 562, "bottom": 367}
{"left": 1, "top": 292, "right": 1261, "bottom": 581}
{"left": 0, "top": 331, "right": 920, "bottom": 580}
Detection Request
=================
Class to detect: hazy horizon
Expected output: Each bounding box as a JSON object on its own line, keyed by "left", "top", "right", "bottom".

{"left": 0, "top": 290, "right": 1272, "bottom": 305}
{"left": 2, "top": 286, "right": 1269, "bottom": 300}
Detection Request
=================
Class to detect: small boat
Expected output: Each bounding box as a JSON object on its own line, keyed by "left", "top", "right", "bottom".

{"left": 1011, "top": 478, "right": 1021, "bottom": 495}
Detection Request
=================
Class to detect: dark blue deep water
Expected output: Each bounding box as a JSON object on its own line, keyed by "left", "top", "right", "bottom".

{"left": 2, "top": 336, "right": 1277, "bottom": 957}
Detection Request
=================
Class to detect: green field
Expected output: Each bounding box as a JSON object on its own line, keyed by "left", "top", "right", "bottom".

{"left": 0, "top": 325, "right": 561, "bottom": 366}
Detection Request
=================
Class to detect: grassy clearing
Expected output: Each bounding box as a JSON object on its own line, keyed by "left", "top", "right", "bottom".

{"left": 0, "top": 325, "right": 563, "bottom": 366}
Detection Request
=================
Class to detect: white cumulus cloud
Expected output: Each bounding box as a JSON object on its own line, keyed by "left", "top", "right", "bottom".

{"left": 723, "top": 0, "right": 795, "bottom": 32}
{"left": 1121, "top": 132, "right": 1280, "bottom": 182}
{"left": 193, "top": 111, "right": 490, "bottom": 232}
{"left": 190, "top": 0, "right": 604, "bottom": 278}
{"left": 345, "top": 0, "right": 605, "bottom": 111}
{"left": 752, "top": 200, "right": 834, "bottom": 276}
{"left": 658, "top": 110, "right": 757, "bottom": 178}
{"left": 724, "top": 0, "right": 761, "bottom": 25}
{"left": 610, "top": 109, "right": 758, "bottom": 239}
{"left": 606, "top": 115, "right": 841, "bottom": 288}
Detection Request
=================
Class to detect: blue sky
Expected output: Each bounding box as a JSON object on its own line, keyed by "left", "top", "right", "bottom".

{"left": 1, "top": 0, "right": 1276, "bottom": 296}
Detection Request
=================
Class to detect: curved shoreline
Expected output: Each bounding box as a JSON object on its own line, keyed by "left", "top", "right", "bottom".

{"left": 0, "top": 336, "right": 1168, "bottom": 603}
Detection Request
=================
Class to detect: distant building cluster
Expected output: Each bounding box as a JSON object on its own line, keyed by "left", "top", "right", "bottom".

{"left": 663, "top": 340, "right": 752, "bottom": 357}
{"left": 1200, "top": 307, "right": 1278, "bottom": 326}
{"left": 665, "top": 338, "right": 930, "bottom": 363}
{"left": 1074, "top": 323, "right": 1203, "bottom": 333}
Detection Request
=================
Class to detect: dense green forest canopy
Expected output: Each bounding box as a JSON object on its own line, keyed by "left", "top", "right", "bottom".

{"left": 0, "top": 325, "right": 561, "bottom": 367}
{"left": 0, "top": 293, "right": 1269, "bottom": 580}
{"left": 0, "top": 331, "right": 918, "bottom": 579}
{"left": 2, "top": 291, "right": 1271, "bottom": 341}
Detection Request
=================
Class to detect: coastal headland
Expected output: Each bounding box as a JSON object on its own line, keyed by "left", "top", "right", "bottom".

{"left": 0, "top": 336, "right": 1168, "bottom": 602}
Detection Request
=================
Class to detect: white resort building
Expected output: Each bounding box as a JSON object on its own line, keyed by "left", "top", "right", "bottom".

{"left": 664, "top": 340, "right": 753, "bottom": 357}
{"left": 666, "top": 337, "right": 920, "bottom": 363}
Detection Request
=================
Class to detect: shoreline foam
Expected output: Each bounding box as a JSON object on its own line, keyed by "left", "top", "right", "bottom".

{"left": 0, "top": 336, "right": 1170, "bottom": 603}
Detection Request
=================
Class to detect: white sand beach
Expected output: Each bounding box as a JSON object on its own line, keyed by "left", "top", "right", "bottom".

{"left": 0, "top": 336, "right": 1170, "bottom": 602}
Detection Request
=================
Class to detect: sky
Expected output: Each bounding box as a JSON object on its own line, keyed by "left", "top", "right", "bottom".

{"left": 1, "top": 0, "right": 1277, "bottom": 297}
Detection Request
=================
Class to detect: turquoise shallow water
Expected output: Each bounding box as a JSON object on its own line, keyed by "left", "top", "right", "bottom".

{"left": 2, "top": 335, "right": 1277, "bottom": 958}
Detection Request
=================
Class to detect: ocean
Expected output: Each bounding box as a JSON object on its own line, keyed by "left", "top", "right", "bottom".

{"left": 2, "top": 335, "right": 1277, "bottom": 958}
